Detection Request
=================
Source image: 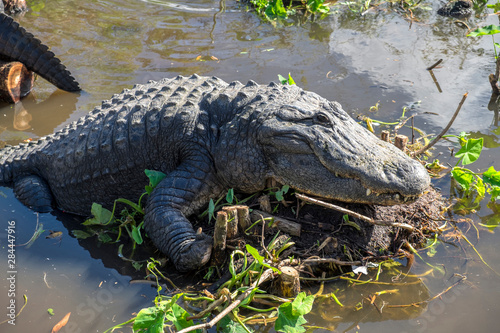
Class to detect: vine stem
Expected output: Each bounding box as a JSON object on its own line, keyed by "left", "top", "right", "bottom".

{"left": 177, "top": 269, "right": 274, "bottom": 333}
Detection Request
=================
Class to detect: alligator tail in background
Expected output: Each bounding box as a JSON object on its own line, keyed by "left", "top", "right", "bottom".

{"left": 0, "top": 13, "right": 80, "bottom": 91}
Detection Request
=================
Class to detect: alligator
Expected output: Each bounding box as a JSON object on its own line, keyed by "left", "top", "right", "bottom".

{"left": 0, "top": 12, "right": 80, "bottom": 92}
{"left": 0, "top": 74, "right": 431, "bottom": 271}
{"left": 437, "top": 0, "right": 473, "bottom": 19}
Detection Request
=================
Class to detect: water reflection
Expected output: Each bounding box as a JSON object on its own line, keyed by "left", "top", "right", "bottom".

{"left": 310, "top": 276, "right": 430, "bottom": 330}
{"left": 487, "top": 92, "right": 500, "bottom": 127}
{"left": 1, "top": 0, "right": 500, "bottom": 332}
{"left": 0, "top": 90, "right": 79, "bottom": 145}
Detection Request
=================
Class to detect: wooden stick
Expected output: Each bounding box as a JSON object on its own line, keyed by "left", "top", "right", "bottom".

{"left": 250, "top": 209, "right": 302, "bottom": 237}
{"left": 380, "top": 130, "right": 390, "bottom": 142}
{"left": 235, "top": 205, "right": 251, "bottom": 230}
{"left": 222, "top": 206, "right": 238, "bottom": 239}
{"left": 300, "top": 257, "right": 362, "bottom": 266}
{"left": 177, "top": 269, "right": 275, "bottom": 333}
{"left": 394, "top": 135, "right": 408, "bottom": 151}
{"left": 428, "top": 70, "right": 443, "bottom": 93}
{"left": 211, "top": 211, "right": 228, "bottom": 267}
{"left": 295, "top": 193, "right": 414, "bottom": 231}
{"left": 275, "top": 266, "right": 300, "bottom": 297}
{"left": 413, "top": 92, "right": 468, "bottom": 157}
{"left": 426, "top": 59, "right": 443, "bottom": 71}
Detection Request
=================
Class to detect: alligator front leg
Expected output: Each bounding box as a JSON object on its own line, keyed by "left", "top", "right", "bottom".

{"left": 144, "top": 160, "right": 223, "bottom": 272}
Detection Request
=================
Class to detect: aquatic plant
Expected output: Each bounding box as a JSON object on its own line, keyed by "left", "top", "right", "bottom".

{"left": 246, "top": 0, "right": 330, "bottom": 21}
{"left": 467, "top": 24, "right": 500, "bottom": 59}
{"left": 448, "top": 133, "right": 500, "bottom": 218}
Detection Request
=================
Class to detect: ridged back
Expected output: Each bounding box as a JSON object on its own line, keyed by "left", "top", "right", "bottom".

{"left": 0, "top": 13, "right": 80, "bottom": 91}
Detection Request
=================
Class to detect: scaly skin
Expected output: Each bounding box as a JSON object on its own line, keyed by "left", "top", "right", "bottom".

{"left": 0, "top": 74, "right": 430, "bottom": 271}
{"left": 0, "top": 12, "right": 80, "bottom": 92}
{"left": 437, "top": 0, "right": 472, "bottom": 19}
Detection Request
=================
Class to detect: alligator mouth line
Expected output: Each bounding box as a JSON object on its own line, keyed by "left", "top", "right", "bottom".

{"left": 331, "top": 171, "right": 423, "bottom": 203}
{"left": 364, "top": 187, "right": 423, "bottom": 204}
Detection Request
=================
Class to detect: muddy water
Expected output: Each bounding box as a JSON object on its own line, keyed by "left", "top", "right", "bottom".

{"left": 1, "top": 0, "right": 500, "bottom": 332}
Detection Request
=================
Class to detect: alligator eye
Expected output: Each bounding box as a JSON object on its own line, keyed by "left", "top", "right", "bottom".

{"left": 315, "top": 113, "right": 330, "bottom": 125}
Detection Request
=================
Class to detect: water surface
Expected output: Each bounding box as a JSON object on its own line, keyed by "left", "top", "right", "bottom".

{"left": 1, "top": 0, "right": 500, "bottom": 332}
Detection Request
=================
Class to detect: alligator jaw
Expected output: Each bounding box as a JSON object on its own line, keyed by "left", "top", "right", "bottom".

{"left": 260, "top": 101, "right": 431, "bottom": 206}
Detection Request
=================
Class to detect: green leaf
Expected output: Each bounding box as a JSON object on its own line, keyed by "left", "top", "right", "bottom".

{"left": 83, "top": 203, "right": 113, "bottom": 225}
{"left": 275, "top": 302, "right": 308, "bottom": 333}
{"left": 133, "top": 306, "right": 166, "bottom": 332}
{"left": 245, "top": 244, "right": 280, "bottom": 273}
{"left": 97, "top": 233, "right": 113, "bottom": 243}
{"left": 489, "top": 186, "right": 500, "bottom": 201}
{"left": 278, "top": 74, "right": 296, "bottom": 85}
{"left": 275, "top": 190, "right": 284, "bottom": 201}
{"left": 278, "top": 74, "right": 288, "bottom": 85}
{"left": 131, "top": 225, "right": 144, "bottom": 244}
{"left": 132, "top": 261, "right": 144, "bottom": 271}
{"left": 451, "top": 167, "right": 475, "bottom": 191}
{"left": 282, "top": 185, "right": 289, "bottom": 194}
{"left": 208, "top": 198, "right": 215, "bottom": 223}
{"left": 47, "top": 308, "right": 54, "bottom": 316}
{"left": 455, "top": 137, "right": 483, "bottom": 165}
{"left": 145, "top": 169, "right": 167, "bottom": 194}
{"left": 166, "top": 304, "right": 195, "bottom": 331}
{"left": 72, "top": 230, "right": 93, "bottom": 239}
{"left": 308, "top": 0, "right": 330, "bottom": 13}
{"left": 226, "top": 188, "right": 234, "bottom": 204}
{"left": 265, "top": 0, "right": 288, "bottom": 19}
{"left": 488, "top": 3, "right": 500, "bottom": 12}
{"left": 467, "top": 24, "right": 500, "bottom": 37}
{"left": 473, "top": 177, "right": 486, "bottom": 202}
{"left": 483, "top": 166, "right": 500, "bottom": 187}
{"left": 291, "top": 292, "right": 315, "bottom": 316}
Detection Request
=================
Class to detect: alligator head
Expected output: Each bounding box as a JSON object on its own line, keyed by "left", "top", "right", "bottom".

{"left": 214, "top": 83, "right": 430, "bottom": 206}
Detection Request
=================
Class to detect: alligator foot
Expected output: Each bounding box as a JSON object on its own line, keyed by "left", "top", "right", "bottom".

{"left": 172, "top": 233, "right": 212, "bottom": 272}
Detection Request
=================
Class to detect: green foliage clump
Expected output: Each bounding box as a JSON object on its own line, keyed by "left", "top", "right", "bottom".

{"left": 248, "top": 0, "right": 330, "bottom": 21}
{"left": 447, "top": 133, "right": 500, "bottom": 224}
{"left": 450, "top": 133, "right": 500, "bottom": 203}
{"left": 106, "top": 244, "right": 315, "bottom": 333}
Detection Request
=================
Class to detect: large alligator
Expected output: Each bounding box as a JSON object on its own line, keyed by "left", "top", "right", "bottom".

{"left": 0, "top": 12, "right": 80, "bottom": 92}
{"left": 0, "top": 74, "right": 430, "bottom": 271}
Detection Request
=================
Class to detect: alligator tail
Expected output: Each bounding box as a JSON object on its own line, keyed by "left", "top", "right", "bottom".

{"left": 0, "top": 13, "right": 80, "bottom": 92}
{"left": 0, "top": 145, "right": 17, "bottom": 186}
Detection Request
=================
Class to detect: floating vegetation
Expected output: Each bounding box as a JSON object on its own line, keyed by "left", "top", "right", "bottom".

{"left": 241, "top": 0, "right": 433, "bottom": 25}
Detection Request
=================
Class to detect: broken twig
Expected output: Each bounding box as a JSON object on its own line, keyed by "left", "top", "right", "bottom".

{"left": 295, "top": 193, "right": 414, "bottom": 231}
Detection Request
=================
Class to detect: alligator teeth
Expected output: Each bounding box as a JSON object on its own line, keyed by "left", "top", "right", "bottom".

{"left": 366, "top": 189, "right": 371, "bottom": 196}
